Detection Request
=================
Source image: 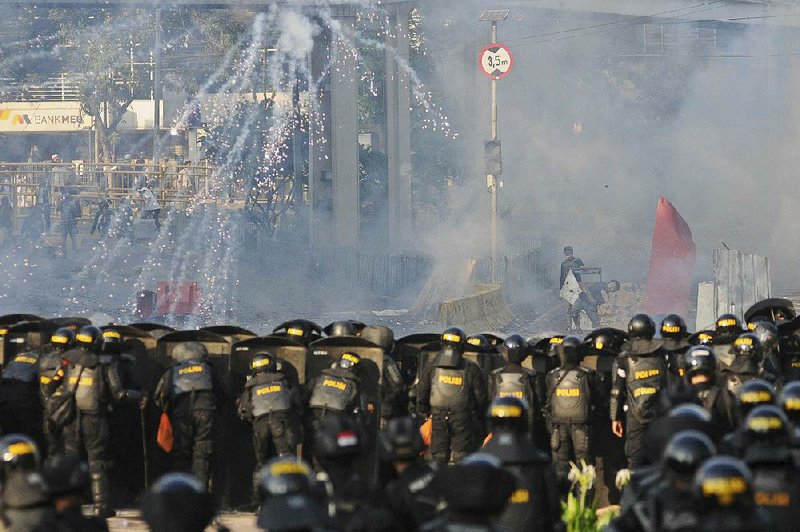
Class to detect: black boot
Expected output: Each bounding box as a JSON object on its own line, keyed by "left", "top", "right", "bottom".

{"left": 91, "top": 472, "right": 114, "bottom": 518}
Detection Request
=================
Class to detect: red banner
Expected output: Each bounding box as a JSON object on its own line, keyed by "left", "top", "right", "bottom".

{"left": 156, "top": 281, "right": 202, "bottom": 316}
{"left": 644, "top": 197, "right": 696, "bottom": 316}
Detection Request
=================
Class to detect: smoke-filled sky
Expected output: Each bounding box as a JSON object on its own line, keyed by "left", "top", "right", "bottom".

{"left": 419, "top": 0, "right": 800, "bottom": 292}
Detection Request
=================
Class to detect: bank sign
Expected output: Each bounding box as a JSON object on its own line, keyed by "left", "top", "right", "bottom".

{"left": 0, "top": 102, "right": 93, "bottom": 132}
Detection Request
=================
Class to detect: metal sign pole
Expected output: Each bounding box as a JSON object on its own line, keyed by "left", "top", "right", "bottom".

{"left": 490, "top": 20, "right": 498, "bottom": 282}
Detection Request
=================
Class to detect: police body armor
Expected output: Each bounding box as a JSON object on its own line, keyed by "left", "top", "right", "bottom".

{"left": 551, "top": 368, "right": 591, "bottom": 424}
{"left": 429, "top": 367, "right": 470, "bottom": 412}
{"left": 625, "top": 354, "right": 667, "bottom": 421}
{"left": 171, "top": 359, "right": 213, "bottom": 396}
{"left": 309, "top": 368, "right": 358, "bottom": 413}
{"left": 750, "top": 461, "right": 798, "bottom": 532}
{"left": 491, "top": 370, "right": 530, "bottom": 402}
{"left": 713, "top": 344, "right": 734, "bottom": 368}
{"left": 1, "top": 351, "right": 40, "bottom": 383}
{"left": 38, "top": 350, "right": 63, "bottom": 399}
{"left": 781, "top": 355, "right": 800, "bottom": 382}
{"left": 67, "top": 364, "right": 105, "bottom": 413}
{"left": 248, "top": 372, "right": 292, "bottom": 418}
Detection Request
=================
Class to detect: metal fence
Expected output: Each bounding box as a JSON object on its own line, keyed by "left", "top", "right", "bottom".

{"left": 472, "top": 243, "right": 554, "bottom": 301}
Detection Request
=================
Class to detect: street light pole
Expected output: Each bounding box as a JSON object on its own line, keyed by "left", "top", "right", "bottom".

{"left": 153, "top": 6, "right": 162, "bottom": 162}
{"left": 489, "top": 19, "right": 498, "bottom": 282}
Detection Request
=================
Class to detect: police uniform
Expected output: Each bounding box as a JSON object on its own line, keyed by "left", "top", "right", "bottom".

{"left": 55, "top": 346, "right": 143, "bottom": 516}
{"left": 610, "top": 339, "right": 668, "bottom": 469}
{"left": 238, "top": 367, "right": 301, "bottom": 462}
{"left": 0, "top": 350, "right": 44, "bottom": 446}
{"left": 489, "top": 364, "right": 539, "bottom": 438}
{"left": 39, "top": 347, "right": 68, "bottom": 456}
{"left": 154, "top": 355, "right": 216, "bottom": 489}
{"left": 306, "top": 363, "right": 363, "bottom": 431}
{"left": 416, "top": 350, "right": 487, "bottom": 465}
{"left": 545, "top": 363, "right": 598, "bottom": 479}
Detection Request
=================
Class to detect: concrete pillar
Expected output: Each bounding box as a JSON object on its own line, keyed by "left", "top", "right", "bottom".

{"left": 308, "top": 28, "right": 333, "bottom": 248}
{"left": 330, "top": 14, "right": 360, "bottom": 248}
{"left": 385, "top": 2, "right": 413, "bottom": 251}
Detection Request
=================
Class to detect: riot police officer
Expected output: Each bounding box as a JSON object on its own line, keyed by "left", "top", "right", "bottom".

{"left": 610, "top": 429, "right": 716, "bottom": 532}
{"left": 306, "top": 352, "right": 366, "bottom": 435}
{"left": 545, "top": 336, "right": 600, "bottom": 481}
{"left": 722, "top": 333, "right": 774, "bottom": 395}
{"left": 610, "top": 314, "right": 669, "bottom": 469}
{"left": 660, "top": 314, "right": 690, "bottom": 387}
{"left": 154, "top": 341, "right": 217, "bottom": 491}
{"left": 52, "top": 325, "right": 145, "bottom": 517}
{"left": 741, "top": 405, "right": 800, "bottom": 532}
{"left": 489, "top": 334, "right": 538, "bottom": 437}
{"left": 361, "top": 325, "right": 407, "bottom": 425}
{"left": 379, "top": 417, "right": 441, "bottom": 530}
{"left": 416, "top": 327, "right": 487, "bottom": 465}
{"left": 140, "top": 473, "right": 216, "bottom": 532}
{"left": 713, "top": 313, "right": 745, "bottom": 369}
{"left": 682, "top": 345, "right": 737, "bottom": 435}
{"left": 237, "top": 352, "right": 302, "bottom": 495}
{"left": 41, "top": 452, "right": 108, "bottom": 532}
{"left": 38, "top": 327, "right": 76, "bottom": 456}
{"left": 0, "top": 434, "right": 56, "bottom": 531}
{"left": 0, "top": 334, "right": 43, "bottom": 445}
{"left": 748, "top": 319, "right": 782, "bottom": 383}
{"left": 777, "top": 381, "right": 800, "bottom": 461}
{"left": 483, "top": 397, "right": 562, "bottom": 531}
{"left": 255, "top": 458, "right": 333, "bottom": 531}
{"left": 720, "top": 379, "right": 776, "bottom": 456}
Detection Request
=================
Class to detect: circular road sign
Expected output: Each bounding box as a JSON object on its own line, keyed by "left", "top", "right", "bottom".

{"left": 479, "top": 43, "right": 514, "bottom": 80}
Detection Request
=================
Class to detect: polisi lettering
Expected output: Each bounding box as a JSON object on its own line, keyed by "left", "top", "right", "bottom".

{"left": 509, "top": 489, "right": 530, "bottom": 504}
{"left": 178, "top": 365, "right": 204, "bottom": 375}
{"left": 323, "top": 379, "right": 346, "bottom": 391}
{"left": 556, "top": 388, "right": 580, "bottom": 397}
{"left": 634, "top": 369, "right": 660, "bottom": 379}
{"left": 499, "top": 391, "right": 523, "bottom": 399}
{"left": 438, "top": 375, "right": 463, "bottom": 385}
{"left": 14, "top": 356, "right": 37, "bottom": 364}
{"left": 633, "top": 387, "right": 657, "bottom": 397}
{"left": 256, "top": 385, "right": 282, "bottom": 395}
{"left": 755, "top": 491, "right": 791, "bottom": 506}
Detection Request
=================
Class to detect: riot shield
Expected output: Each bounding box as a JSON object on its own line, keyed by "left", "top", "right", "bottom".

{"left": 155, "top": 330, "right": 234, "bottom": 507}
{"left": 395, "top": 333, "right": 439, "bottom": 385}
{"left": 477, "top": 331, "right": 505, "bottom": 348}
{"left": 0, "top": 314, "right": 42, "bottom": 365}
{"left": 308, "top": 336, "right": 384, "bottom": 483}
{"left": 200, "top": 325, "right": 258, "bottom": 345}
{"left": 4, "top": 321, "right": 43, "bottom": 362}
{"left": 100, "top": 325, "right": 153, "bottom": 503}
{"left": 128, "top": 322, "right": 176, "bottom": 342}
{"left": 744, "top": 298, "right": 796, "bottom": 324}
{"left": 322, "top": 321, "right": 367, "bottom": 337}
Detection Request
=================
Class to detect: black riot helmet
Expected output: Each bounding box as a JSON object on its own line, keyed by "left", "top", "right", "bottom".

{"left": 661, "top": 314, "right": 688, "bottom": 339}
{"left": 502, "top": 334, "right": 528, "bottom": 364}
{"left": 101, "top": 328, "right": 124, "bottom": 354}
{"left": 0, "top": 434, "right": 40, "bottom": 483}
{"left": 663, "top": 430, "right": 716, "bottom": 483}
{"left": 716, "top": 314, "right": 743, "bottom": 338}
{"left": 441, "top": 327, "right": 467, "bottom": 353}
{"left": 628, "top": 314, "right": 656, "bottom": 339}
{"left": 379, "top": 417, "right": 424, "bottom": 462}
{"left": 50, "top": 327, "right": 76, "bottom": 351}
{"left": 742, "top": 404, "right": 789, "bottom": 445}
{"left": 488, "top": 396, "right": 529, "bottom": 434}
{"left": 669, "top": 403, "right": 713, "bottom": 424}
{"left": 558, "top": 336, "right": 582, "bottom": 369}
{"left": 467, "top": 334, "right": 492, "bottom": 353}
{"left": 140, "top": 473, "right": 215, "bottom": 532}
{"left": 75, "top": 325, "right": 104, "bottom": 353}
{"left": 737, "top": 379, "right": 775, "bottom": 417}
{"left": 777, "top": 381, "right": 800, "bottom": 424}
{"left": 547, "top": 336, "right": 565, "bottom": 357}
{"left": 748, "top": 320, "right": 778, "bottom": 353}
{"left": 683, "top": 345, "right": 717, "bottom": 390}
{"left": 692, "top": 331, "right": 715, "bottom": 346}
{"left": 255, "top": 458, "right": 330, "bottom": 531}
{"left": 257, "top": 458, "right": 314, "bottom": 500}
{"left": 692, "top": 456, "right": 754, "bottom": 511}
{"left": 251, "top": 352, "right": 276, "bottom": 374}
{"left": 729, "top": 333, "right": 762, "bottom": 361}
{"left": 41, "top": 452, "right": 90, "bottom": 497}
{"left": 328, "top": 321, "right": 355, "bottom": 338}
{"left": 337, "top": 352, "right": 360, "bottom": 371}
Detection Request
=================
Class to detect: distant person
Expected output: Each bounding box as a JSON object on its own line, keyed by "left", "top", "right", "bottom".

{"left": 58, "top": 193, "right": 80, "bottom": 256}
{"left": 28, "top": 144, "right": 43, "bottom": 163}
{"left": 0, "top": 196, "right": 13, "bottom": 245}
{"left": 90, "top": 199, "right": 112, "bottom": 238}
{"left": 36, "top": 173, "right": 52, "bottom": 232}
{"left": 559, "top": 245, "right": 584, "bottom": 288}
{"left": 138, "top": 186, "right": 161, "bottom": 232}
{"left": 572, "top": 279, "right": 620, "bottom": 329}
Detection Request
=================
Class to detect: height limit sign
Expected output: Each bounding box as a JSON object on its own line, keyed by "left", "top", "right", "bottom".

{"left": 479, "top": 43, "right": 513, "bottom": 80}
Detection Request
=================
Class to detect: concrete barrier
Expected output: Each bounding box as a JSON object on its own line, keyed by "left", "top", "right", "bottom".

{"left": 438, "top": 283, "right": 513, "bottom": 332}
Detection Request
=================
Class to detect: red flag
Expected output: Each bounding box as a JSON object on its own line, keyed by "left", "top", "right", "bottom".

{"left": 644, "top": 197, "right": 696, "bottom": 316}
